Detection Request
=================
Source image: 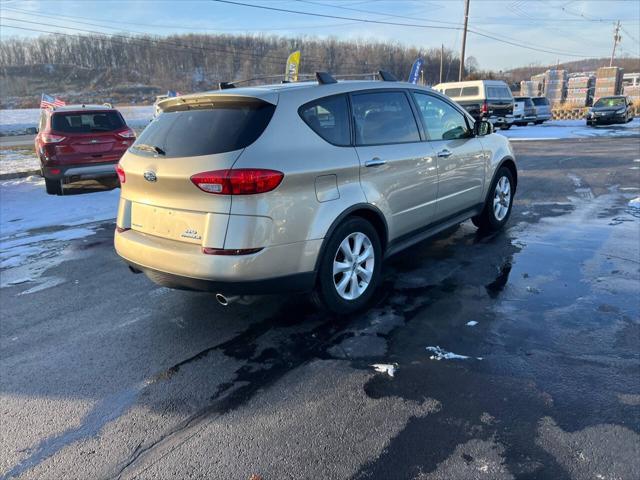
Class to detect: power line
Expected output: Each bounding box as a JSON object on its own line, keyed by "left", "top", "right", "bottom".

{"left": 1, "top": 5, "right": 362, "bottom": 33}
{"left": 211, "top": 0, "right": 604, "bottom": 58}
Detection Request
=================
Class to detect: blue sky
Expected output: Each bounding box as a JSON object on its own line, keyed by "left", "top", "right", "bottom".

{"left": 1, "top": 0, "right": 639, "bottom": 70}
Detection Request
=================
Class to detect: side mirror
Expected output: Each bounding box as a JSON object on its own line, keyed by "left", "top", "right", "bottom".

{"left": 474, "top": 120, "right": 493, "bottom": 136}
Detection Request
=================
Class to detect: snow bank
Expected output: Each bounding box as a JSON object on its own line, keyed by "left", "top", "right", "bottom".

{"left": 0, "top": 177, "right": 119, "bottom": 269}
{"left": 0, "top": 149, "right": 40, "bottom": 175}
{"left": 499, "top": 118, "right": 640, "bottom": 141}
{"left": 0, "top": 105, "right": 154, "bottom": 135}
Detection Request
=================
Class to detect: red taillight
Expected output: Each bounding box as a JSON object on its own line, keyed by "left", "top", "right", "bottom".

{"left": 191, "top": 169, "right": 284, "bottom": 195}
{"left": 202, "top": 247, "right": 263, "bottom": 255}
{"left": 116, "top": 164, "right": 126, "bottom": 183}
{"left": 41, "top": 133, "right": 66, "bottom": 144}
{"left": 49, "top": 168, "right": 61, "bottom": 175}
{"left": 481, "top": 100, "right": 488, "bottom": 115}
{"left": 116, "top": 226, "right": 130, "bottom": 233}
{"left": 117, "top": 128, "right": 136, "bottom": 139}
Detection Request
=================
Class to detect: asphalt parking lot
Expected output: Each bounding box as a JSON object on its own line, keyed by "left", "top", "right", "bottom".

{"left": 1, "top": 136, "right": 639, "bottom": 480}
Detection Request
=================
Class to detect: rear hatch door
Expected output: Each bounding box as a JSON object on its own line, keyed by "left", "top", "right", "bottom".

{"left": 119, "top": 96, "right": 276, "bottom": 245}
{"left": 51, "top": 110, "right": 129, "bottom": 164}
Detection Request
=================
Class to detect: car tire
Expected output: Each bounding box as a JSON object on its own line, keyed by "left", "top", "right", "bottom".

{"left": 45, "top": 177, "right": 63, "bottom": 195}
{"left": 312, "top": 217, "right": 382, "bottom": 315}
{"left": 472, "top": 166, "right": 515, "bottom": 232}
{"left": 499, "top": 124, "right": 512, "bottom": 130}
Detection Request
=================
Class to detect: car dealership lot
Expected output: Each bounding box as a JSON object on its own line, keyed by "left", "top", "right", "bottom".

{"left": 1, "top": 136, "right": 639, "bottom": 479}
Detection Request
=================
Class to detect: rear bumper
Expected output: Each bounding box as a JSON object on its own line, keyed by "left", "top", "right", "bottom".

{"left": 43, "top": 162, "right": 117, "bottom": 180}
{"left": 114, "top": 228, "right": 322, "bottom": 294}
{"left": 126, "top": 260, "right": 315, "bottom": 295}
{"left": 488, "top": 114, "right": 514, "bottom": 126}
{"left": 535, "top": 113, "right": 552, "bottom": 121}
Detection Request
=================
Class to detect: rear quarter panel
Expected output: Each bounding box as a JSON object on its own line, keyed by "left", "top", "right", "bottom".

{"left": 228, "top": 90, "right": 366, "bottom": 248}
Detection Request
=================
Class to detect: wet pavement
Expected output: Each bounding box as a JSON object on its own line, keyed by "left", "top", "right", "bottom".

{"left": 1, "top": 136, "right": 639, "bottom": 479}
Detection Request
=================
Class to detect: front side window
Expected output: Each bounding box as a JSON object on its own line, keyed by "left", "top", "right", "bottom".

{"left": 413, "top": 93, "right": 472, "bottom": 141}
{"left": 299, "top": 94, "right": 350, "bottom": 146}
{"left": 351, "top": 91, "right": 420, "bottom": 146}
{"left": 132, "top": 100, "right": 275, "bottom": 158}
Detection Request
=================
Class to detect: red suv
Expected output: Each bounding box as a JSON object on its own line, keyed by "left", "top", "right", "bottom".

{"left": 35, "top": 105, "right": 136, "bottom": 195}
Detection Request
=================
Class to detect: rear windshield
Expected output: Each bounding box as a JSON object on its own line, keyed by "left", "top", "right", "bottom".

{"left": 486, "top": 86, "right": 513, "bottom": 99}
{"left": 51, "top": 111, "right": 125, "bottom": 133}
{"left": 516, "top": 97, "right": 534, "bottom": 107}
{"left": 132, "top": 100, "right": 275, "bottom": 158}
{"left": 531, "top": 97, "right": 549, "bottom": 106}
{"left": 594, "top": 97, "right": 625, "bottom": 107}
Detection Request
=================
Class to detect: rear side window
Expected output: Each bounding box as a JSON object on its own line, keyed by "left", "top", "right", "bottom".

{"left": 132, "top": 100, "right": 275, "bottom": 158}
{"left": 444, "top": 88, "right": 462, "bottom": 97}
{"left": 51, "top": 111, "right": 125, "bottom": 133}
{"left": 299, "top": 94, "right": 350, "bottom": 146}
{"left": 352, "top": 91, "right": 420, "bottom": 146}
{"left": 460, "top": 86, "right": 479, "bottom": 96}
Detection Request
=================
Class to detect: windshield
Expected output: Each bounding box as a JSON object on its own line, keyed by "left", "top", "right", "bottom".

{"left": 594, "top": 97, "right": 625, "bottom": 108}
{"left": 51, "top": 111, "right": 125, "bottom": 133}
{"left": 131, "top": 100, "right": 275, "bottom": 158}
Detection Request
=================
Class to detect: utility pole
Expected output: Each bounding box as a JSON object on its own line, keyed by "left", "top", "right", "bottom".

{"left": 439, "top": 44, "right": 444, "bottom": 84}
{"left": 459, "top": 0, "right": 470, "bottom": 81}
{"left": 610, "top": 20, "right": 621, "bottom": 67}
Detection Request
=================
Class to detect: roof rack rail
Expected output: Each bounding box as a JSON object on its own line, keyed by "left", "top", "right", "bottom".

{"left": 378, "top": 70, "right": 398, "bottom": 82}
{"left": 316, "top": 71, "right": 337, "bottom": 85}
{"left": 219, "top": 82, "right": 236, "bottom": 90}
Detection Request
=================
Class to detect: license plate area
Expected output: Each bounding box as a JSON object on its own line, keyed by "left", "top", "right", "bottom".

{"left": 131, "top": 203, "right": 205, "bottom": 244}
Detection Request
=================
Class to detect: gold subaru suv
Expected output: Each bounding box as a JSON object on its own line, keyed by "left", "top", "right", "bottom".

{"left": 115, "top": 72, "right": 517, "bottom": 314}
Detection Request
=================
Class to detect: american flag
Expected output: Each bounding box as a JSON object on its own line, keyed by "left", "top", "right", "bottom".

{"left": 40, "top": 93, "right": 66, "bottom": 109}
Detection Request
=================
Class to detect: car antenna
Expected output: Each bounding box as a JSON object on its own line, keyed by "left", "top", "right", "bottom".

{"left": 316, "top": 72, "right": 337, "bottom": 85}
{"left": 378, "top": 70, "right": 398, "bottom": 82}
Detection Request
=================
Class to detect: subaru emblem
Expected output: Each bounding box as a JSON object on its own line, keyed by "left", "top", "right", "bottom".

{"left": 144, "top": 171, "right": 157, "bottom": 182}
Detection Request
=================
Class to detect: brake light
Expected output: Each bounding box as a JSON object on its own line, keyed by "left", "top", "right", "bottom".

{"left": 117, "top": 128, "right": 136, "bottom": 139}
{"left": 49, "top": 168, "right": 61, "bottom": 175}
{"left": 191, "top": 169, "right": 284, "bottom": 195}
{"left": 116, "top": 163, "right": 126, "bottom": 183}
{"left": 202, "top": 247, "right": 263, "bottom": 255}
{"left": 481, "top": 101, "right": 489, "bottom": 115}
{"left": 41, "top": 133, "right": 66, "bottom": 144}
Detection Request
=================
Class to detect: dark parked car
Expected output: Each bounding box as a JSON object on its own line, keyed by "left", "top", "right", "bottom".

{"left": 586, "top": 96, "right": 635, "bottom": 126}
{"left": 35, "top": 105, "right": 136, "bottom": 195}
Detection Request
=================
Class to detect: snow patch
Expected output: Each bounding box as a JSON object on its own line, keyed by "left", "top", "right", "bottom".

{"left": 426, "top": 346, "right": 483, "bottom": 361}
{"left": 371, "top": 363, "right": 398, "bottom": 377}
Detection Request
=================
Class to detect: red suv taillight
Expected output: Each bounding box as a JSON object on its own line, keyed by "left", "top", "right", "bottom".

{"left": 117, "top": 128, "right": 136, "bottom": 139}
{"left": 41, "top": 133, "right": 66, "bottom": 144}
{"left": 190, "top": 169, "right": 284, "bottom": 195}
{"left": 481, "top": 100, "right": 489, "bottom": 116}
{"left": 116, "top": 164, "right": 126, "bottom": 183}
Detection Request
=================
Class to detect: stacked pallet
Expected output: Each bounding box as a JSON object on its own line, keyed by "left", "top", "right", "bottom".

{"left": 595, "top": 66, "right": 623, "bottom": 100}
{"left": 566, "top": 75, "right": 594, "bottom": 107}
{"left": 543, "top": 69, "right": 567, "bottom": 105}
{"left": 520, "top": 80, "right": 539, "bottom": 96}
{"left": 623, "top": 84, "right": 640, "bottom": 104}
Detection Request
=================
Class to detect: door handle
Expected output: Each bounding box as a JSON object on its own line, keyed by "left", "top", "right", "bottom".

{"left": 437, "top": 149, "right": 452, "bottom": 158}
{"left": 365, "top": 157, "right": 386, "bottom": 167}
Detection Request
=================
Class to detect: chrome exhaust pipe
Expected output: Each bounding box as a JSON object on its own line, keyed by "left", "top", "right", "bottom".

{"left": 216, "top": 293, "right": 239, "bottom": 306}
{"left": 215, "top": 294, "right": 257, "bottom": 306}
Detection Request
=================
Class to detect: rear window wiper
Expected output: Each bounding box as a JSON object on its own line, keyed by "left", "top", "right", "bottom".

{"left": 133, "top": 143, "right": 165, "bottom": 155}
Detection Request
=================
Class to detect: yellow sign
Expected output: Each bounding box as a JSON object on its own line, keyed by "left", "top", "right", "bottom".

{"left": 285, "top": 51, "right": 301, "bottom": 82}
